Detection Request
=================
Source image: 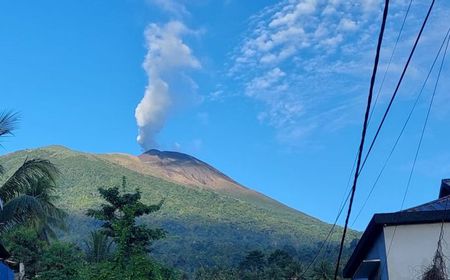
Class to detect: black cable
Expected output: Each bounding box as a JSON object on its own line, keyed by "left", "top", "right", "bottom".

{"left": 332, "top": 0, "right": 412, "bottom": 234}
{"left": 351, "top": 27, "right": 450, "bottom": 226}
{"left": 400, "top": 35, "right": 448, "bottom": 212}
{"left": 299, "top": 188, "right": 352, "bottom": 278}
{"left": 334, "top": 0, "right": 390, "bottom": 278}
{"left": 297, "top": 0, "right": 417, "bottom": 275}
{"left": 387, "top": 32, "right": 449, "bottom": 258}
{"left": 343, "top": 0, "right": 413, "bottom": 228}
{"left": 332, "top": 0, "right": 413, "bottom": 231}
{"left": 368, "top": 0, "right": 413, "bottom": 124}
{"left": 357, "top": 0, "right": 436, "bottom": 177}
{"left": 342, "top": 0, "right": 412, "bottom": 207}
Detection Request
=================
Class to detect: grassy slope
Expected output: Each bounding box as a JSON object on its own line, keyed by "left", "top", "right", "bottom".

{"left": 0, "top": 145, "right": 359, "bottom": 273}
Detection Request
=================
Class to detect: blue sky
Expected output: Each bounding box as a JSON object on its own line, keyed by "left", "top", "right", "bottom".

{"left": 1, "top": 0, "right": 450, "bottom": 230}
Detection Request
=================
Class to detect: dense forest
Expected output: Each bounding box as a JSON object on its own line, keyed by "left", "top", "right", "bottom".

{"left": 1, "top": 184, "right": 344, "bottom": 279}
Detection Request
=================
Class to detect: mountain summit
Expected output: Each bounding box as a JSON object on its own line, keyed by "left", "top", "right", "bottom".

{"left": 138, "top": 149, "right": 246, "bottom": 191}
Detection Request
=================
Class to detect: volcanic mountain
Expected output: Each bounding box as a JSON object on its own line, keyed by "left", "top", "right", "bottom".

{"left": 106, "top": 149, "right": 245, "bottom": 191}
{"left": 0, "top": 146, "right": 358, "bottom": 273}
{"left": 102, "top": 149, "right": 281, "bottom": 206}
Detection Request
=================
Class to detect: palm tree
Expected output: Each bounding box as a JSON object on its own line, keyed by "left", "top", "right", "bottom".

{"left": 84, "top": 230, "right": 113, "bottom": 263}
{"left": 0, "top": 111, "right": 65, "bottom": 240}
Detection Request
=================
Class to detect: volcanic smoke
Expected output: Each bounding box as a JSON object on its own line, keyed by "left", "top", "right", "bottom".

{"left": 135, "top": 21, "right": 200, "bottom": 150}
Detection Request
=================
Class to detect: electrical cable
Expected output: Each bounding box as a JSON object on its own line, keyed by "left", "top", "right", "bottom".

{"left": 351, "top": 27, "right": 450, "bottom": 226}
{"left": 386, "top": 31, "right": 449, "bottom": 258}
{"left": 368, "top": 0, "right": 413, "bottom": 124}
{"left": 357, "top": 0, "right": 436, "bottom": 177}
{"left": 334, "top": 0, "right": 390, "bottom": 278}
{"left": 333, "top": 0, "right": 414, "bottom": 232}
{"left": 297, "top": 0, "right": 420, "bottom": 276}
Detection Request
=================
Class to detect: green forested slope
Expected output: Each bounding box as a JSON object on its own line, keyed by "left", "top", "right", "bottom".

{"left": 0, "top": 145, "right": 358, "bottom": 273}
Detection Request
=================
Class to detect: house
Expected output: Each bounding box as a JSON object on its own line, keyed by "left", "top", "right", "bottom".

{"left": 343, "top": 179, "right": 450, "bottom": 280}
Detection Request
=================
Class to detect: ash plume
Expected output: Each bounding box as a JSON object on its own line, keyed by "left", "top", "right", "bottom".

{"left": 135, "top": 21, "right": 200, "bottom": 150}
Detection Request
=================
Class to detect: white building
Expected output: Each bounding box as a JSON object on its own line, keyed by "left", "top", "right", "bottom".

{"left": 343, "top": 179, "right": 450, "bottom": 280}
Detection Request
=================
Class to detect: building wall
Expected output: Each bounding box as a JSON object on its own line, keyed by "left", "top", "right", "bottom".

{"left": 383, "top": 223, "right": 450, "bottom": 280}
{"left": 355, "top": 232, "right": 388, "bottom": 280}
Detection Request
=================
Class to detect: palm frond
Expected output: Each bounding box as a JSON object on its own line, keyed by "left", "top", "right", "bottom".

{"left": 32, "top": 218, "right": 61, "bottom": 243}
{"left": 0, "top": 111, "right": 19, "bottom": 173}
{"left": 0, "top": 194, "right": 46, "bottom": 232}
{"left": 0, "top": 173, "right": 66, "bottom": 237}
{"left": 84, "top": 230, "right": 113, "bottom": 263}
{"left": 0, "top": 111, "right": 19, "bottom": 138}
{"left": 0, "top": 158, "right": 59, "bottom": 202}
{"left": 13, "top": 175, "right": 67, "bottom": 238}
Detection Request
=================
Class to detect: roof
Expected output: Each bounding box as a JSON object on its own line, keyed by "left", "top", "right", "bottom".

{"left": 403, "top": 195, "right": 450, "bottom": 212}
{"left": 439, "top": 179, "right": 450, "bottom": 199}
{"left": 343, "top": 179, "right": 450, "bottom": 278}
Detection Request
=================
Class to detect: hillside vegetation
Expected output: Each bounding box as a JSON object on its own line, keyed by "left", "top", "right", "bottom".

{"left": 0, "top": 145, "right": 358, "bottom": 273}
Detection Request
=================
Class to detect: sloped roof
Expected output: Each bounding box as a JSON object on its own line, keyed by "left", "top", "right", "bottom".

{"left": 403, "top": 195, "right": 450, "bottom": 212}
{"left": 343, "top": 179, "right": 450, "bottom": 278}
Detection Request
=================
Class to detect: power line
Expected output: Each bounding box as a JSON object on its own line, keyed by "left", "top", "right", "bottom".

{"left": 299, "top": 188, "right": 352, "bottom": 278}
{"left": 333, "top": 0, "right": 391, "bottom": 278}
{"left": 368, "top": 0, "right": 414, "bottom": 124}
{"left": 334, "top": 0, "right": 413, "bottom": 230}
{"left": 357, "top": 0, "right": 436, "bottom": 177}
{"left": 400, "top": 35, "right": 449, "bottom": 212}
{"left": 302, "top": 0, "right": 413, "bottom": 276}
{"left": 351, "top": 27, "right": 450, "bottom": 226}
{"left": 386, "top": 30, "right": 449, "bottom": 259}
{"left": 298, "top": 0, "right": 423, "bottom": 276}
{"left": 339, "top": 0, "right": 413, "bottom": 229}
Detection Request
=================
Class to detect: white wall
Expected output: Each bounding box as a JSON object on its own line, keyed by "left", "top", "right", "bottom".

{"left": 383, "top": 223, "right": 450, "bottom": 280}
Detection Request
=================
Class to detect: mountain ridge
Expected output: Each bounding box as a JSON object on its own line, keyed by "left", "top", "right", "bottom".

{"left": 100, "top": 147, "right": 292, "bottom": 213}
{"left": 0, "top": 145, "right": 358, "bottom": 273}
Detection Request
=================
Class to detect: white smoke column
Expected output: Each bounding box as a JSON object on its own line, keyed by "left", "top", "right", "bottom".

{"left": 136, "top": 21, "right": 200, "bottom": 150}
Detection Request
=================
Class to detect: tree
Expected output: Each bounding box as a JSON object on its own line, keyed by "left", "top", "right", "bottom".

{"left": 239, "top": 250, "right": 267, "bottom": 279}
{"left": 195, "top": 266, "right": 238, "bottom": 280}
{"left": 85, "top": 179, "right": 178, "bottom": 279}
{"left": 239, "top": 250, "right": 266, "bottom": 272}
{"left": 312, "top": 261, "right": 334, "bottom": 280}
{"left": 268, "top": 249, "right": 295, "bottom": 269}
{"left": 3, "top": 226, "right": 46, "bottom": 278}
{"left": 266, "top": 250, "right": 306, "bottom": 280}
{"left": 84, "top": 230, "right": 113, "bottom": 263}
{"left": 86, "top": 177, "right": 165, "bottom": 264}
{"left": 0, "top": 111, "right": 65, "bottom": 239}
{"left": 36, "top": 242, "right": 83, "bottom": 280}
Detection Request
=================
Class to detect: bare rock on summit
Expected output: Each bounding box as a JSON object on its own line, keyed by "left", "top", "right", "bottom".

{"left": 101, "top": 149, "right": 255, "bottom": 195}
{"left": 138, "top": 149, "right": 246, "bottom": 191}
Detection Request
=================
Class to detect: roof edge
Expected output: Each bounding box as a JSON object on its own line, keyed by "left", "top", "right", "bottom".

{"left": 343, "top": 210, "right": 450, "bottom": 277}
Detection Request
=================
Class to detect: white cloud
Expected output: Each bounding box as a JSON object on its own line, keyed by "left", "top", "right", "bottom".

{"left": 149, "top": 0, "right": 189, "bottom": 17}
{"left": 269, "top": 0, "right": 318, "bottom": 28}
{"left": 338, "top": 18, "right": 358, "bottom": 32}
{"left": 136, "top": 21, "right": 200, "bottom": 150}
{"left": 361, "top": 0, "right": 379, "bottom": 13}
{"left": 321, "top": 34, "right": 343, "bottom": 47}
{"left": 246, "top": 67, "right": 286, "bottom": 96}
{"left": 227, "top": 0, "right": 448, "bottom": 146}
